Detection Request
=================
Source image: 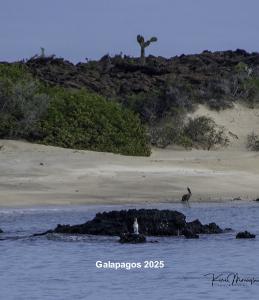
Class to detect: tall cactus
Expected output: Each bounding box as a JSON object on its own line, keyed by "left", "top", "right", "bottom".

{"left": 137, "top": 35, "right": 157, "bottom": 65}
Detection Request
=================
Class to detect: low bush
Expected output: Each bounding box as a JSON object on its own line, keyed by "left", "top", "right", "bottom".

{"left": 247, "top": 132, "right": 259, "bottom": 151}
{"left": 149, "top": 111, "right": 187, "bottom": 148}
{"left": 149, "top": 114, "right": 229, "bottom": 150}
{"left": 184, "top": 116, "right": 229, "bottom": 150}
{"left": 149, "top": 126, "right": 178, "bottom": 148}
{"left": 0, "top": 64, "right": 49, "bottom": 138}
{"left": 38, "top": 88, "right": 151, "bottom": 156}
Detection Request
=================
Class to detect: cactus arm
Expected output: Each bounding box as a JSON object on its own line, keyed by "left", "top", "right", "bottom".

{"left": 150, "top": 37, "right": 158, "bottom": 43}
{"left": 137, "top": 35, "right": 144, "bottom": 45}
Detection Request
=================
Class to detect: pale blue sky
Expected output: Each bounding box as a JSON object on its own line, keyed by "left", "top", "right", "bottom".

{"left": 1, "top": 0, "right": 258, "bottom": 62}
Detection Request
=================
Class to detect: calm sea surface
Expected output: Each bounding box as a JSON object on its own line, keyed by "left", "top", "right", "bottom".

{"left": 0, "top": 201, "right": 259, "bottom": 300}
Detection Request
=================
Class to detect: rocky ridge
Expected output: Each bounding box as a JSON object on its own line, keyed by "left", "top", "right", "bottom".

{"left": 23, "top": 49, "right": 259, "bottom": 113}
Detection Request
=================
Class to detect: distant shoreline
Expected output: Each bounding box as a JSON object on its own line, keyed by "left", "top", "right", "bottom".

{"left": 0, "top": 199, "right": 255, "bottom": 210}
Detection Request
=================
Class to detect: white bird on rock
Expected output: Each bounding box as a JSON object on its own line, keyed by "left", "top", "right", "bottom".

{"left": 133, "top": 218, "right": 139, "bottom": 235}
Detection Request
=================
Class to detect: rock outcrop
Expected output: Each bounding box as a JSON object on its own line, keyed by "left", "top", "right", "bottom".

{"left": 24, "top": 50, "right": 259, "bottom": 114}
{"left": 185, "top": 219, "right": 223, "bottom": 234}
{"left": 236, "top": 231, "right": 256, "bottom": 239}
{"left": 35, "top": 209, "right": 224, "bottom": 237}
{"left": 119, "top": 233, "right": 146, "bottom": 243}
{"left": 182, "top": 229, "right": 199, "bottom": 239}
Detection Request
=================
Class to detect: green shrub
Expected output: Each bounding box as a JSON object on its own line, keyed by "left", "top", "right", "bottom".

{"left": 0, "top": 63, "right": 32, "bottom": 83}
{"left": 38, "top": 88, "right": 151, "bottom": 156}
{"left": 149, "top": 125, "right": 193, "bottom": 149}
{"left": 0, "top": 63, "right": 49, "bottom": 138}
{"left": 149, "top": 111, "right": 186, "bottom": 148}
{"left": 176, "top": 135, "right": 193, "bottom": 149}
{"left": 147, "top": 115, "right": 229, "bottom": 150}
{"left": 123, "top": 91, "right": 162, "bottom": 124}
{"left": 0, "top": 63, "right": 150, "bottom": 156}
{"left": 123, "top": 83, "right": 193, "bottom": 126}
{"left": 0, "top": 114, "right": 16, "bottom": 138}
{"left": 232, "top": 62, "right": 259, "bottom": 107}
{"left": 184, "top": 116, "right": 229, "bottom": 150}
{"left": 149, "top": 126, "right": 176, "bottom": 148}
{"left": 243, "top": 77, "right": 259, "bottom": 108}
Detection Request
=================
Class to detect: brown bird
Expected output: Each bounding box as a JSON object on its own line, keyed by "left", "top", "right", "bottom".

{"left": 182, "top": 187, "right": 192, "bottom": 202}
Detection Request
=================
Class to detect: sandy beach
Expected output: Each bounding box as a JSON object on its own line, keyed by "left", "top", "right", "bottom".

{"left": 0, "top": 103, "right": 258, "bottom": 207}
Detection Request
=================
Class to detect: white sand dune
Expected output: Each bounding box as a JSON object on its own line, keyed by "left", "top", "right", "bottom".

{"left": 191, "top": 103, "right": 259, "bottom": 150}
{"left": 0, "top": 103, "right": 259, "bottom": 207}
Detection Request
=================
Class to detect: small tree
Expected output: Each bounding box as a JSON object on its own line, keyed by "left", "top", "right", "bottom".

{"left": 137, "top": 35, "right": 157, "bottom": 65}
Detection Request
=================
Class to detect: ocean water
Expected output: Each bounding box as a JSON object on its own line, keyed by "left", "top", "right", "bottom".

{"left": 0, "top": 201, "right": 259, "bottom": 300}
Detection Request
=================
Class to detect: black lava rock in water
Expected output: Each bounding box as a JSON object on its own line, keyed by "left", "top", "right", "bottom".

{"left": 119, "top": 233, "right": 146, "bottom": 244}
{"left": 182, "top": 229, "right": 199, "bottom": 239}
{"left": 0, "top": 228, "right": 3, "bottom": 233}
{"left": 223, "top": 228, "right": 233, "bottom": 232}
{"left": 185, "top": 219, "right": 223, "bottom": 234}
{"left": 236, "top": 231, "right": 256, "bottom": 239}
{"left": 49, "top": 209, "right": 223, "bottom": 237}
{"left": 54, "top": 209, "right": 186, "bottom": 236}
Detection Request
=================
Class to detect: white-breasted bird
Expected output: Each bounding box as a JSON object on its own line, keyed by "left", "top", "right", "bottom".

{"left": 133, "top": 218, "right": 139, "bottom": 235}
